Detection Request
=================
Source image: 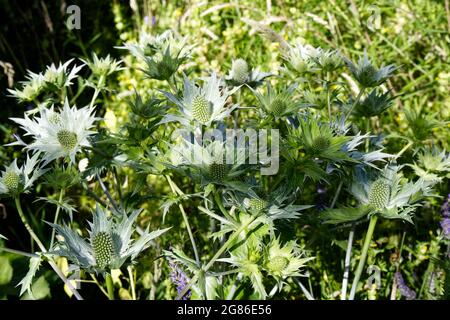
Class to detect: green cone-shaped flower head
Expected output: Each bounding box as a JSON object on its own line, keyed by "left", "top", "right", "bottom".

{"left": 266, "top": 256, "right": 289, "bottom": 274}
{"left": 368, "top": 179, "right": 390, "bottom": 210}
{"left": 3, "top": 171, "right": 21, "bottom": 193}
{"left": 269, "top": 97, "right": 288, "bottom": 117}
{"left": 92, "top": 231, "right": 115, "bottom": 269}
{"left": 191, "top": 95, "right": 211, "bottom": 124}
{"left": 248, "top": 198, "right": 268, "bottom": 213}
{"left": 57, "top": 130, "right": 78, "bottom": 151}
{"left": 209, "top": 163, "right": 228, "bottom": 182}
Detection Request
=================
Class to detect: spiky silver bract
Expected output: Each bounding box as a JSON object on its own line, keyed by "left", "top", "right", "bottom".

{"left": 322, "top": 165, "right": 434, "bottom": 224}
{"left": 49, "top": 205, "right": 170, "bottom": 273}
{"left": 161, "top": 73, "right": 239, "bottom": 128}
{"left": 9, "top": 100, "right": 99, "bottom": 165}
{"left": 0, "top": 153, "right": 46, "bottom": 197}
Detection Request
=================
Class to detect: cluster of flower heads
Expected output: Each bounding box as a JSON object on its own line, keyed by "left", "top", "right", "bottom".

{"left": 7, "top": 60, "right": 83, "bottom": 103}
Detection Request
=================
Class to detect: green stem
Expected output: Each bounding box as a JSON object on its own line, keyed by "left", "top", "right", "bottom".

{"left": 105, "top": 273, "right": 114, "bottom": 300}
{"left": 15, "top": 196, "right": 84, "bottom": 300}
{"left": 177, "top": 215, "right": 257, "bottom": 299}
{"left": 349, "top": 215, "right": 378, "bottom": 300}
{"left": 165, "top": 175, "right": 200, "bottom": 266}
{"left": 89, "top": 75, "right": 104, "bottom": 108}
{"left": 50, "top": 189, "right": 65, "bottom": 249}
{"left": 345, "top": 87, "right": 366, "bottom": 119}
{"left": 326, "top": 71, "right": 331, "bottom": 120}
{"left": 15, "top": 197, "right": 46, "bottom": 250}
{"left": 127, "top": 266, "right": 137, "bottom": 300}
{"left": 214, "top": 192, "right": 234, "bottom": 222}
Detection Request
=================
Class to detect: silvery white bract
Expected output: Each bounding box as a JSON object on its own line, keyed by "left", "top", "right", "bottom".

{"left": 49, "top": 205, "right": 170, "bottom": 273}
{"left": 7, "top": 71, "right": 46, "bottom": 103}
{"left": 81, "top": 53, "right": 123, "bottom": 78}
{"left": 361, "top": 165, "right": 432, "bottom": 222}
{"left": 7, "top": 59, "right": 83, "bottom": 102}
{"left": 321, "top": 165, "right": 434, "bottom": 224}
{"left": 166, "top": 138, "right": 247, "bottom": 187}
{"left": 409, "top": 147, "right": 450, "bottom": 183}
{"left": 161, "top": 73, "right": 239, "bottom": 127}
{"left": 0, "top": 153, "right": 47, "bottom": 196}
{"left": 121, "top": 30, "right": 192, "bottom": 62}
{"left": 9, "top": 100, "right": 98, "bottom": 165}
{"left": 282, "top": 43, "right": 319, "bottom": 75}
{"left": 41, "top": 59, "right": 84, "bottom": 88}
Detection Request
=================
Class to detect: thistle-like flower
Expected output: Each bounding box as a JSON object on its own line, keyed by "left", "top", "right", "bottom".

{"left": 282, "top": 43, "right": 318, "bottom": 75}
{"left": 9, "top": 100, "right": 98, "bottom": 165}
{"left": 263, "top": 238, "right": 312, "bottom": 282}
{"left": 241, "top": 186, "right": 313, "bottom": 220}
{"left": 0, "top": 153, "right": 46, "bottom": 197}
{"left": 409, "top": 147, "right": 450, "bottom": 183}
{"left": 161, "top": 73, "right": 238, "bottom": 127}
{"left": 352, "top": 89, "right": 395, "bottom": 117}
{"left": 287, "top": 115, "right": 352, "bottom": 161}
{"left": 251, "top": 82, "right": 304, "bottom": 118}
{"left": 49, "top": 205, "right": 170, "bottom": 273}
{"left": 226, "top": 58, "right": 271, "bottom": 87}
{"left": 121, "top": 30, "right": 192, "bottom": 81}
{"left": 7, "top": 72, "right": 46, "bottom": 103}
{"left": 81, "top": 53, "right": 123, "bottom": 78}
{"left": 310, "top": 48, "right": 344, "bottom": 72}
{"left": 41, "top": 59, "right": 84, "bottom": 89}
{"left": 345, "top": 51, "right": 397, "bottom": 88}
{"left": 166, "top": 138, "right": 247, "bottom": 188}
{"left": 321, "top": 165, "right": 434, "bottom": 224}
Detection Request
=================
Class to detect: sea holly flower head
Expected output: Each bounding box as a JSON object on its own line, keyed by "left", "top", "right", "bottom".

{"left": 310, "top": 48, "right": 344, "bottom": 72}
{"left": 352, "top": 88, "right": 395, "bottom": 118}
{"left": 263, "top": 238, "right": 312, "bottom": 281}
{"left": 409, "top": 147, "right": 450, "bottom": 182}
{"left": 282, "top": 43, "right": 319, "bottom": 75}
{"left": 9, "top": 100, "right": 99, "bottom": 165}
{"left": 81, "top": 53, "right": 123, "bottom": 78}
{"left": 41, "top": 59, "right": 84, "bottom": 89}
{"left": 226, "top": 58, "right": 271, "bottom": 88}
{"left": 49, "top": 205, "right": 170, "bottom": 273}
{"left": 166, "top": 137, "right": 248, "bottom": 188}
{"left": 161, "top": 73, "right": 239, "bottom": 127}
{"left": 7, "top": 72, "right": 46, "bottom": 103}
{"left": 0, "top": 153, "right": 46, "bottom": 197}
{"left": 345, "top": 50, "right": 397, "bottom": 88}
{"left": 251, "top": 82, "right": 304, "bottom": 118}
{"left": 121, "top": 30, "right": 192, "bottom": 81}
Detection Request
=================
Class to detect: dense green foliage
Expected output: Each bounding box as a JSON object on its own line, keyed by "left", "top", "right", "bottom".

{"left": 0, "top": 0, "right": 449, "bottom": 300}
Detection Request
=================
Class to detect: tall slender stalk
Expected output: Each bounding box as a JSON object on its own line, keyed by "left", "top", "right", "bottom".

{"left": 14, "top": 196, "right": 84, "bottom": 300}
{"left": 349, "top": 215, "right": 378, "bottom": 300}
{"left": 345, "top": 87, "right": 365, "bottom": 119}
{"left": 50, "top": 188, "right": 65, "bottom": 249}
{"left": 165, "top": 175, "right": 200, "bottom": 266}
{"left": 177, "top": 215, "right": 257, "bottom": 300}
